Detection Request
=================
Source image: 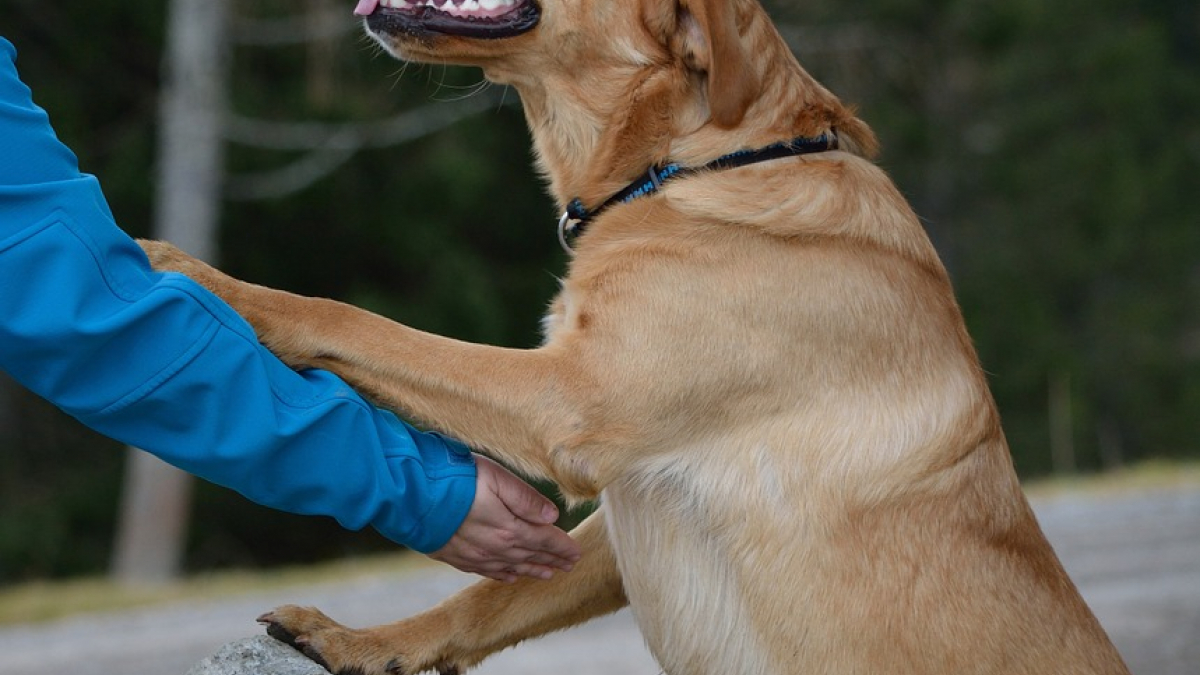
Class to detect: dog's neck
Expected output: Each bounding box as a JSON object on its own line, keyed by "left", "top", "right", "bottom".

{"left": 504, "top": 11, "right": 877, "bottom": 217}
{"left": 513, "top": 64, "right": 693, "bottom": 213}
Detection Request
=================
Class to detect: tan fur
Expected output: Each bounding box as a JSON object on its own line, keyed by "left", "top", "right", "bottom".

{"left": 140, "top": 0, "right": 1130, "bottom": 672}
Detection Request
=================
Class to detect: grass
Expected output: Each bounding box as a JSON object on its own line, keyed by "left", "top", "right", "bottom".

{"left": 0, "top": 550, "right": 436, "bottom": 627}
{"left": 1, "top": 460, "right": 1196, "bottom": 627}
{"left": 1022, "top": 458, "right": 1200, "bottom": 498}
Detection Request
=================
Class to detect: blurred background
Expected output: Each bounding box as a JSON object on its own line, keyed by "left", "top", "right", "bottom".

{"left": 0, "top": 0, "right": 1196, "bottom": 587}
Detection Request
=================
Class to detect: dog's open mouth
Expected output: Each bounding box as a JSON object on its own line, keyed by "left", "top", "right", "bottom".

{"left": 355, "top": 0, "right": 540, "bottom": 39}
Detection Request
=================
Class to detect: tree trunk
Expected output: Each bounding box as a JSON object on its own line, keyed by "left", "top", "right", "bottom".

{"left": 1048, "top": 370, "right": 1076, "bottom": 475}
{"left": 110, "top": 0, "right": 230, "bottom": 585}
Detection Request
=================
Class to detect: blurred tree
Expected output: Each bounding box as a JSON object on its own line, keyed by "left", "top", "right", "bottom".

{"left": 110, "top": 0, "right": 231, "bottom": 586}
{"left": 946, "top": 0, "right": 1200, "bottom": 472}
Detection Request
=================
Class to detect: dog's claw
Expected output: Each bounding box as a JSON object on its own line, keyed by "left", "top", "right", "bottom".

{"left": 263, "top": 621, "right": 299, "bottom": 648}
{"left": 258, "top": 611, "right": 332, "bottom": 672}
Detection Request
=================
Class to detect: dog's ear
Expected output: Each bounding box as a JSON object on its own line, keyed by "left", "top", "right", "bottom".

{"left": 668, "top": 0, "right": 759, "bottom": 128}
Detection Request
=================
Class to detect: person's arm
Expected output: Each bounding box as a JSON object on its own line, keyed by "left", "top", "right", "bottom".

{"left": 0, "top": 38, "right": 578, "bottom": 575}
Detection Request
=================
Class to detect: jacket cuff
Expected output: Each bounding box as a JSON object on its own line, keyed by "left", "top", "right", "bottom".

{"left": 374, "top": 424, "right": 477, "bottom": 553}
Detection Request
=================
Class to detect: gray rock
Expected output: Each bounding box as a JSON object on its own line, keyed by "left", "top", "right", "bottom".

{"left": 185, "top": 636, "right": 328, "bottom": 675}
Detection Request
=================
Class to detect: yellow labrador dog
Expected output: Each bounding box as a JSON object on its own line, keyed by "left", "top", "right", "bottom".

{"left": 141, "top": 0, "right": 1130, "bottom": 672}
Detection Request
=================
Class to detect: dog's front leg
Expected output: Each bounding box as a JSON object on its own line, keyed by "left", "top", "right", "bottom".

{"left": 260, "top": 509, "right": 625, "bottom": 675}
{"left": 139, "top": 240, "right": 593, "bottom": 492}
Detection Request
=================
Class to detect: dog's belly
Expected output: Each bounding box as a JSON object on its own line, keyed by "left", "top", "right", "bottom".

{"left": 601, "top": 480, "right": 778, "bottom": 675}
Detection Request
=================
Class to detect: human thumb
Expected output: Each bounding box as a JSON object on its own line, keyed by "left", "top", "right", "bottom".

{"left": 485, "top": 458, "right": 559, "bottom": 524}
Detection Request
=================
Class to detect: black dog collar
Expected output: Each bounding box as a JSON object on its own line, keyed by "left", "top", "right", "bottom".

{"left": 558, "top": 131, "right": 838, "bottom": 252}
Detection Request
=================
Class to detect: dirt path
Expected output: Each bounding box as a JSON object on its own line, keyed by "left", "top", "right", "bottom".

{"left": 1, "top": 480, "right": 1196, "bottom": 675}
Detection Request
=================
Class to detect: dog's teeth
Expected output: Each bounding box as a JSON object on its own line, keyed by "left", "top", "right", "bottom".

{"left": 479, "top": 0, "right": 500, "bottom": 10}
{"left": 461, "top": 0, "right": 479, "bottom": 9}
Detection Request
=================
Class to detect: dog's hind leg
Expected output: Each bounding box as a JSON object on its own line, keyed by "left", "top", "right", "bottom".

{"left": 259, "top": 509, "right": 625, "bottom": 675}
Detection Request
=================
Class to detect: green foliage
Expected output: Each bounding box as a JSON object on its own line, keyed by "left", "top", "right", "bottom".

{"left": 0, "top": 0, "right": 1196, "bottom": 583}
{"left": 942, "top": 0, "right": 1200, "bottom": 468}
{"left": 0, "top": 392, "right": 124, "bottom": 580}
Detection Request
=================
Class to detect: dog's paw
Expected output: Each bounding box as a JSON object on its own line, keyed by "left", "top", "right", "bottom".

{"left": 258, "top": 606, "right": 462, "bottom": 675}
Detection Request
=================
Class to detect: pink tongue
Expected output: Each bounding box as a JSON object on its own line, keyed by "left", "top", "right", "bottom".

{"left": 353, "top": 0, "right": 380, "bottom": 16}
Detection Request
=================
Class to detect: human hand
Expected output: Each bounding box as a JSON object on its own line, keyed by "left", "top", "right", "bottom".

{"left": 429, "top": 455, "right": 581, "bottom": 582}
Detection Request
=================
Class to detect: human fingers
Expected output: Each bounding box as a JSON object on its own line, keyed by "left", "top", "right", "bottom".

{"left": 476, "top": 455, "right": 560, "bottom": 524}
{"left": 443, "top": 523, "right": 578, "bottom": 573}
{"left": 476, "top": 456, "right": 581, "bottom": 566}
{"left": 510, "top": 522, "right": 581, "bottom": 568}
{"left": 431, "top": 545, "right": 559, "bottom": 582}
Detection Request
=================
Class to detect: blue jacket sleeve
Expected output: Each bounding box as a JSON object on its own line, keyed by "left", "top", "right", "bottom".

{"left": 0, "top": 38, "right": 475, "bottom": 554}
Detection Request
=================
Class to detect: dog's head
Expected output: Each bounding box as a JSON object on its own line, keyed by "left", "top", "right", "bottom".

{"left": 355, "top": 0, "right": 876, "bottom": 205}
{"left": 357, "top": 0, "right": 754, "bottom": 122}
